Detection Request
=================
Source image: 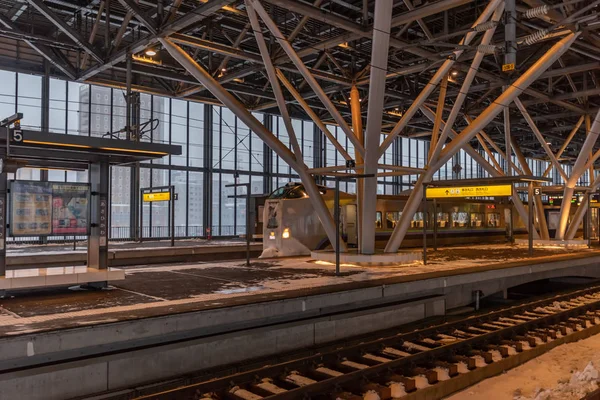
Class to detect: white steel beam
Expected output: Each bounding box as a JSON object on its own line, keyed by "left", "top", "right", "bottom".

{"left": 159, "top": 37, "right": 345, "bottom": 251}
{"left": 556, "top": 107, "right": 600, "bottom": 239}
{"left": 246, "top": 1, "right": 302, "bottom": 161}
{"left": 384, "top": 32, "right": 579, "bottom": 252}
{"left": 248, "top": 0, "right": 365, "bottom": 157}
{"left": 543, "top": 116, "right": 583, "bottom": 177}
{"left": 514, "top": 97, "right": 568, "bottom": 181}
{"left": 361, "top": 0, "right": 393, "bottom": 255}
{"left": 350, "top": 85, "right": 364, "bottom": 250}
{"left": 428, "top": 4, "right": 504, "bottom": 163}
{"left": 276, "top": 70, "right": 351, "bottom": 161}
{"left": 378, "top": 0, "right": 503, "bottom": 157}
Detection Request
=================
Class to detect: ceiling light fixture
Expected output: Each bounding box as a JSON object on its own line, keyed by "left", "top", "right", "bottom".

{"left": 145, "top": 48, "right": 157, "bottom": 56}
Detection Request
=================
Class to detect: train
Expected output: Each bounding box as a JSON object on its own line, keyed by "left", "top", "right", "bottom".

{"left": 259, "top": 183, "right": 539, "bottom": 258}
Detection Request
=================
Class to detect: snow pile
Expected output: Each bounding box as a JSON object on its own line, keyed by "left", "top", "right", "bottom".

{"left": 259, "top": 247, "right": 280, "bottom": 258}
{"left": 514, "top": 361, "right": 600, "bottom": 400}
{"left": 389, "top": 382, "right": 407, "bottom": 397}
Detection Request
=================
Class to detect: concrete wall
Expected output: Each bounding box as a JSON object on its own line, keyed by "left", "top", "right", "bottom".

{"left": 0, "top": 296, "right": 445, "bottom": 399}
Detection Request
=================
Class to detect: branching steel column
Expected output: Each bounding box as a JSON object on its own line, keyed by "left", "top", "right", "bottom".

{"left": 385, "top": 32, "right": 578, "bottom": 253}
{"left": 159, "top": 37, "right": 345, "bottom": 251}
{"left": 465, "top": 115, "right": 523, "bottom": 175}
{"left": 248, "top": 0, "right": 365, "bottom": 157}
{"left": 429, "top": 4, "right": 504, "bottom": 163}
{"left": 276, "top": 70, "right": 351, "bottom": 160}
{"left": 246, "top": 1, "right": 302, "bottom": 161}
{"left": 81, "top": 1, "right": 105, "bottom": 69}
{"left": 509, "top": 135, "right": 549, "bottom": 240}
{"left": 557, "top": 108, "right": 600, "bottom": 239}
{"left": 566, "top": 174, "right": 600, "bottom": 239}
{"left": 542, "top": 115, "right": 585, "bottom": 177}
{"left": 514, "top": 98, "right": 567, "bottom": 181}
{"left": 420, "top": 106, "right": 501, "bottom": 177}
{"left": 361, "top": 0, "right": 393, "bottom": 255}
{"left": 428, "top": 75, "right": 448, "bottom": 162}
{"left": 378, "top": 0, "right": 502, "bottom": 157}
{"left": 350, "top": 85, "right": 364, "bottom": 250}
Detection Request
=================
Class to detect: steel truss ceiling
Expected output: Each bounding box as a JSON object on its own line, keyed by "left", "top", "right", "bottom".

{"left": 0, "top": 0, "right": 599, "bottom": 161}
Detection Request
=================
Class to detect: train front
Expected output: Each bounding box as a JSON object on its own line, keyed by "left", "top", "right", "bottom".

{"left": 260, "top": 183, "right": 327, "bottom": 257}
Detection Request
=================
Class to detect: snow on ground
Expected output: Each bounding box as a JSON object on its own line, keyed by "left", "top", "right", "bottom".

{"left": 445, "top": 333, "right": 600, "bottom": 400}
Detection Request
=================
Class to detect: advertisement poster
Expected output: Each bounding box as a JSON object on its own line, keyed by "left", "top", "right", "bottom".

{"left": 10, "top": 181, "right": 52, "bottom": 236}
{"left": 51, "top": 184, "right": 89, "bottom": 235}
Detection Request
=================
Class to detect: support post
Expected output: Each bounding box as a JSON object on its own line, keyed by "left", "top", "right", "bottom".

{"left": 528, "top": 182, "right": 533, "bottom": 256}
{"left": 361, "top": 0, "right": 393, "bottom": 255}
{"left": 335, "top": 177, "right": 340, "bottom": 276}
{"left": 350, "top": 85, "right": 363, "bottom": 250}
{"left": 433, "top": 198, "right": 437, "bottom": 251}
{"left": 422, "top": 183, "right": 427, "bottom": 265}
{"left": 88, "top": 162, "right": 109, "bottom": 277}
{"left": 0, "top": 172, "right": 7, "bottom": 277}
{"left": 170, "top": 185, "right": 175, "bottom": 247}
{"left": 246, "top": 186, "right": 250, "bottom": 267}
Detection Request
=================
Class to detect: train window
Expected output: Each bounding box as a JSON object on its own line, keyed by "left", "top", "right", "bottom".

{"left": 386, "top": 212, "right": 401, "bottom": 229}
{"left": 436, "top": 212, "right": 449, "bottom": 228}
{"left": 376, "top": 212, "right": 382, "bottom": 229}
{"left": 268, "top": 187, "right": 287, "bottom": 199}
{"left": 412, "top": 212, "right": 425, "bottom": 229}
{"left": 470, "top": 213, "right": 484, "bottom": 228}
{"left": 487, "top": 212, "right": 500, "bottom": 227}
{"left": 287, "top": 187, "right": 306, "bottom": 199}
{"left": 451, "top": 212, "right": 468, "bottom": 228}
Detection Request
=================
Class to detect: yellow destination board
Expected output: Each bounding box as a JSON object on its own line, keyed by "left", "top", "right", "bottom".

{"left": 143, "top": 191, "right": 171, "bottom": 202}
{"left": 426, "top": 184, "right": 512, "bottom": 199}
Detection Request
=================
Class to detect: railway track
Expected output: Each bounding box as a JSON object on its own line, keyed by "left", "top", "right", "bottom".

{"left": 124, "top": 285, "right": 600, "bottom": 400}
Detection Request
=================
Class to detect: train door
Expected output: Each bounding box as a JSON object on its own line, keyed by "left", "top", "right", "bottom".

{"left": 591, "top": 208, "right": 599, "bottom": 240}
{"left": 343, "top": 204, "right": 358, "bottom": 246}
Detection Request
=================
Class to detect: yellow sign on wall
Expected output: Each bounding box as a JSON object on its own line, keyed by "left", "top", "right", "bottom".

{"left": 426, "top": 185, "right": 512, "bottom": 199}
{"left": 143, "top": 191, "right": 171, "bottom": 202}
{"left": 502, "top": 63, "right": 515, "bottom": 72}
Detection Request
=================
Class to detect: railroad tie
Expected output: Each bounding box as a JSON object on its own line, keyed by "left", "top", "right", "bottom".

{"left": 382, "top": 347, "right": 412, "bottom": 358}
{"left": 253, "top": 378, "right": 287, "bottom": 396}
{"left": 284, "top": 371, "right": 317, "bottom": 387}
{"left": 229, "top": 386, "right": 263, "bottom": 400}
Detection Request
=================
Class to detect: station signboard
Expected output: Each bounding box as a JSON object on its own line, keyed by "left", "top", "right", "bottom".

{"left": 426, "top": 184, "right": 512, "bottom": 199}
{"left": 9, "top": 181, "right": 90, "bottom": 236}
{"left": 143, "top": 191, "right": 171, "bottom": 202}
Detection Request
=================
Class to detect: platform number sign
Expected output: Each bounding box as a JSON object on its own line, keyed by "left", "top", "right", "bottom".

{"left": 502, "top": 63, "right": 515, "bottom": 72}
{"left": 533, "top": 187, "right": 542, "bottom": 196}
{"left": 11, "top": 129, "right": 23, "bottom": 143}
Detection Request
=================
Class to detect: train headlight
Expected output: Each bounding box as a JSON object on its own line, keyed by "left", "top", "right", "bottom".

{"left": 282, "top": 228, "right": 290, "bottom": 239}
{"left": 269, "top": 231, "right": 276, "bottom": 240}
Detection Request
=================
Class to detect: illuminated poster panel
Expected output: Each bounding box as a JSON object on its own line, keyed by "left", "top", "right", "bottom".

{"left": 10, "top": 181, "right": 90, "bottom": 236}
{"left": 52, "top": 183, "right": 90, "bottom": 235}
{"left": 10, "top": 181, "right": 52, "bottom": 236}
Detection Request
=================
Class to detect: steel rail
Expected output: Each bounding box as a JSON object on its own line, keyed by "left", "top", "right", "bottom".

{"left": 135, "top": 284, "right": 600, "bottom": 400}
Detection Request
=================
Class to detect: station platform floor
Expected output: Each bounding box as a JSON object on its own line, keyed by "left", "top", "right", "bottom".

{"left": 1, "top": 243, "right": 599, "bottom": 338}
{"left": 6, "top": 238, "right": 250, "bottom": 255}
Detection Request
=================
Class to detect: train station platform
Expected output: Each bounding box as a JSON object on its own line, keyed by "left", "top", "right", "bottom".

{"left": 4, "top": 239, "right": 263, "bottom": 268}
{"left": 1, "top": 244, "right": 600, "bottom": 337}
{"left": 3, "top": 244, "right": 600, "bottom": 399}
